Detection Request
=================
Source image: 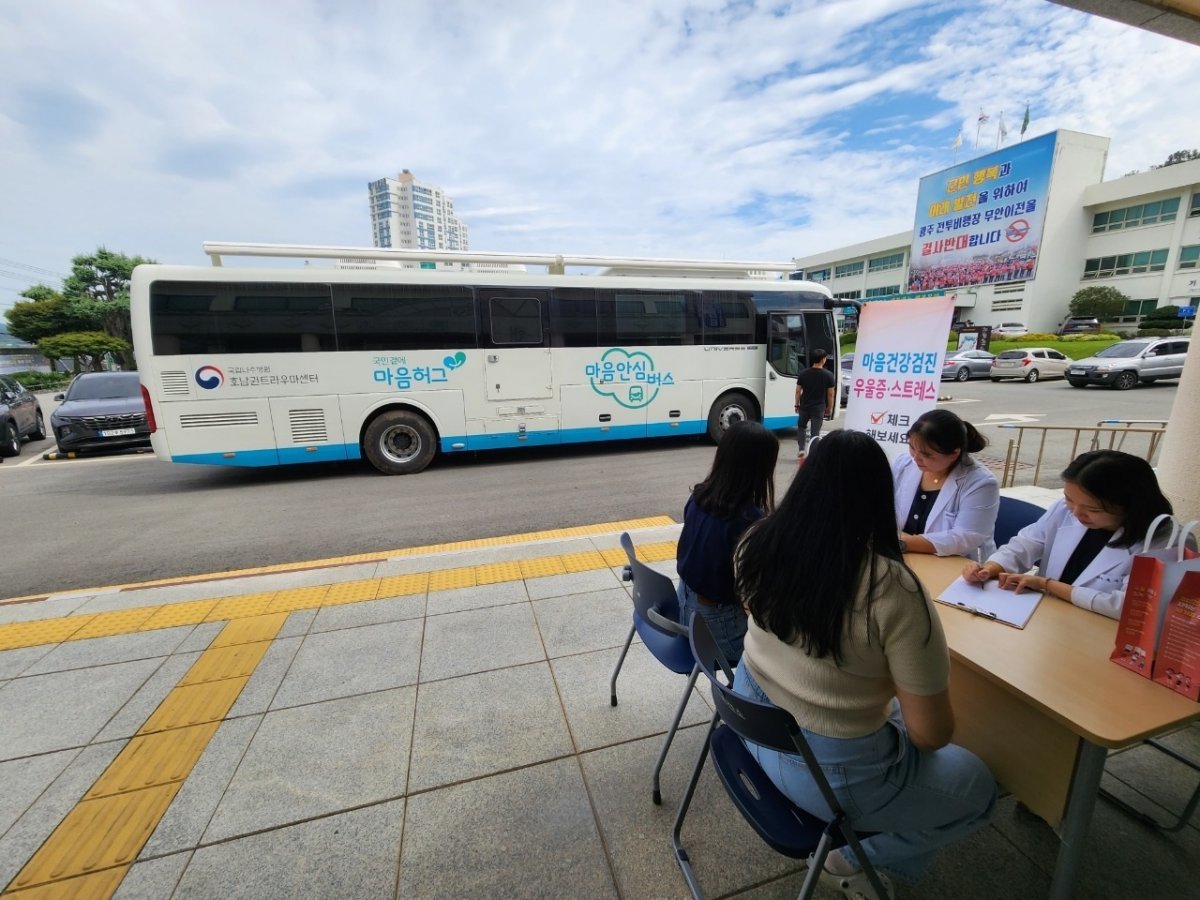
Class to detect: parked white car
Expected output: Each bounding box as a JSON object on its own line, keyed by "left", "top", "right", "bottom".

{"left": 992, "top": 322, "right": 1029, "bottom": 337}
{"left": 989, "top": 347, "right": 1073, "bottom": 382}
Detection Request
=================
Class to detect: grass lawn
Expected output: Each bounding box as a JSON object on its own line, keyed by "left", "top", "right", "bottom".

{"left": 841, "top": 337, "right": 1124, "bottom": 358}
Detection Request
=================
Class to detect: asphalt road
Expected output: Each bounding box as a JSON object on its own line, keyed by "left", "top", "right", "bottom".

{"left": 1, "top": 376, "right": 1182, "bottom": 599}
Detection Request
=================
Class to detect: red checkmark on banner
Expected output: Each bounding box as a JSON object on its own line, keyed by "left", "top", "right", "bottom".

{"left": 870, "top": 411, "right": 886, "bottom": 424}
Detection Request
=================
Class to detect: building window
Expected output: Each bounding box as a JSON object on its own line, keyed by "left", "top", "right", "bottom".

{"left": 1082, "top": 248, "right": 1169, "bottom": 279}
{"left": 833, "top": 290, "right": 861, "bottom": 300}
{"left": 868, "top": 252, "right": 904, "bottom": 272}
{"left": 807, "top": 268, "right": 830, "bottom": 282}
{"left": 991, "top": 298, "right": 1024, "bottom": 311}
{"left": 835, "top": 261, "right": 864, "bottom": 278}
{"left": 1091, "top": 197, "right": 1180, "bottom": 233}
{"left": 1190, "top": 193, "right": 1200, "bottom": 217}
{"left": 1180, "top": 245, "right": 1200, "bottom": 269}
{"left": 864, "top": 285, "right": 900, "bottom": 298}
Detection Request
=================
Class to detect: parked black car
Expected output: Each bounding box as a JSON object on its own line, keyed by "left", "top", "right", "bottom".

{"left": 0, "top": 374, "right": 46, "bottom": 458}
{"left": 51, "top": 372, "right": 151, "bottom": 453}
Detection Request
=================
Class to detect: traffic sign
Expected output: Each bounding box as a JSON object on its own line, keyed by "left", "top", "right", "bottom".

{"left": 1178, "top": 306, "right": 1196, "bottom": 318}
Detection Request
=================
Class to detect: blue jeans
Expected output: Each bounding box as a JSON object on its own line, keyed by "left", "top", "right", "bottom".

{"left": 733, "top": 661, "right": 996, "bottom": 881}
{"left": 677, "top": 580, "right": 746, "bottom": 664}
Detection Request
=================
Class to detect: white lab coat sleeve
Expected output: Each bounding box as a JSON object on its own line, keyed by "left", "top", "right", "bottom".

{"left": 925, "top": 466, "right": 1000, "bottom": 558}
{"left": 1068, "top": 576, "right": 1129, "bottom": 620}
{"left": 988, "top": 502, "right": 1059, "bottom": 574}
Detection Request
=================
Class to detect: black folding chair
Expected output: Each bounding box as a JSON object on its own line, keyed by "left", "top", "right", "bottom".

{"left": 672, "top": 613, "right": 887, "bottom": 900}
{"left": 609, "top": 532, "right": 699, "bottom": 805}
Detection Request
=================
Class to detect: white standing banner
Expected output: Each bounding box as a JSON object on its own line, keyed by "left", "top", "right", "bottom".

{"left": 843, "top": 296, "right": 955, "bottom": 460}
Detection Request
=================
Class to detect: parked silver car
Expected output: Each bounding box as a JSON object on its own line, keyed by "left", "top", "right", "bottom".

{"left": 0, "top": 374, "right": 46, "bottom": 458}
{"left": 941, "top": 350, "right": 996, "bottom": 382}
{"left": 1066, "top": 337, "right": 1189, "bottom": 390}
{"left": 989, "top": 347, "right": 1073, "bottom": 382}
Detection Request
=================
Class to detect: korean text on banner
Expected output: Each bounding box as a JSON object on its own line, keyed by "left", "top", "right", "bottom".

{"left": 907, "top": 131, "right": 1057, "bottom": 292}
{"left": 843, "top": 295, "right": 954, "bottom": 460}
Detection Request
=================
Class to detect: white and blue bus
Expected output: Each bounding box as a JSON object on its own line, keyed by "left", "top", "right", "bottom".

{"left": 130, "top": 244, "right": 843, "bottom": 475}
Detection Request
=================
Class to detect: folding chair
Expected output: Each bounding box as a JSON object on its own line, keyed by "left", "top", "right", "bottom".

{"left": 609, "top": 531, "right": 700, "bottom": 805}
{"left": 672, "top": 613, "right": 887, "bottom": 900}
{"left": 993, "top": 496, "right": 1045, "bottom": 548}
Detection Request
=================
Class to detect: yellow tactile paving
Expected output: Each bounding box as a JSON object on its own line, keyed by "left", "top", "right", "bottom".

{"left": 6, "top": 783, "right": 180, "bottom": 891}
{"left": 68, "top": 607, "right": 160, "bottom": 641}
{"left": 85, "top": 723, "right": 220, "bottom": 799}
{"left": 203, "top": 593, "right": 275, "bottom": 622}
{"left": 136, "top": 677, "right": 249, "bottom": 735}
{"left": 313, "top": 580, "right": 376, "bottom": 607}
{"left": 474, "top": 561, "right": 524, "bottom": 584}
{"left": 559, "top": 550, "right": 609, "bottom": 573}
{"left": 266, "top": 585, "right": 330, "bottom": 613}
{"left": 3, "top": 866, "right": 130, "bottom": 899}
{"left": 599, "top": 546, "right": 628, "bottom": 567}
{"left": 0, "top": 617, "right": 95, "bottom": 651}
{"left": 139, "top": 599, "right": 218, "bottom": 630}
{"left": 179, "top": 642, "right": 272, "bottom": 685}
{"left": 376, "top": 572, "right": 429, "bottom": 597}
{"left": 209, "top": 613, "right": 289, "bottom": 648}
{"left": 427, "top": 567, "right": 478, "bottom": 591}
{"left": 519, "top": 556, "right": 568, "bottom": 579}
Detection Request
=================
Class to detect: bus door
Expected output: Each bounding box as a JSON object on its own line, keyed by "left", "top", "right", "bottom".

{"left": 765, "top": 311, "right": 839, "bottom": 428}
{"left": 476, "top": 288, "right": 558, "bottom": 447}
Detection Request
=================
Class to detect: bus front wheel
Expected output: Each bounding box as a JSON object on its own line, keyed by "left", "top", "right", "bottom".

{"left": 706, "top": 391, "right": 758, "bottom": 443}
{"left": 363, "top": 410, "right": 436, "bottom": 475}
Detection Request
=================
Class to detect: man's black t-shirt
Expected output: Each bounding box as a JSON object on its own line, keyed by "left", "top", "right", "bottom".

{"left": 795, "top": 366, "right": 836, "bottom": 409}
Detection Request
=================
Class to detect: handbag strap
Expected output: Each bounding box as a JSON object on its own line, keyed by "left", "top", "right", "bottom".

{"left": 1176, "top": 520, "right": 1199, "bottom": 562}
{"left": 1144, "top": 513, "right": 1179, "bottom": 551}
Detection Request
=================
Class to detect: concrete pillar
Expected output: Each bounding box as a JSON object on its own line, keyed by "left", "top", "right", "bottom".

{"left": 1155, "top": 351, "right": 1200, "bottom": 521}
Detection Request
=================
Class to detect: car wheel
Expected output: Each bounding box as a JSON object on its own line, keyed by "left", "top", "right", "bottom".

{"left": 1113, "top": 371, "right": 1138, "bottom": 391}
{"left": 707, "top": 390, "right": 759, "bottom": 443}
{"left": 30, "top": 409, "right": 46, "bottom": 441}
{"left": 1, "top": 420, "right": 20, "bottom": 457}
{"left": 1024, "top": 369, "right": 1040, "bottom": 383}
{"left": 955, "top": 366, "right": 970, "bottom": 382}
{"left": 1068, "top": 379, "right": 1087, "bottom": 388}
{"left": 362, "top": 409, "right": 437, "bottom": 475}
{"left": 989, "top": 377, "right": 1000, "bottom": 382}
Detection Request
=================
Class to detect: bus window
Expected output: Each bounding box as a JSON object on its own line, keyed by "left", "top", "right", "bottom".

{"left": 768, "top": 313, "right": 805, "bottom": 376}
{"left": 698, "top": 291, "right": 755, "bottom": 345}
{"left": 603, "top": 289, "right": 690, "bottom": 346}
{"left": 549, "top": 288, "right": 597, "bottom": 347}
{"left": 486, "top": 293, "right": 547, "bottom": 346}
{"left": 331, "top": 284, "right": 476, "bottom": 351}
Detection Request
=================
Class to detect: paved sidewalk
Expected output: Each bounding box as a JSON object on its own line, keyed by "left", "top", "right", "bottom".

{"left": 0, "top": 516, "right": 1197, "bottom": 899}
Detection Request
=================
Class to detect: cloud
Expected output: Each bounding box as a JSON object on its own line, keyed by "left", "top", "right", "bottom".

{"left": 0, "top": 0, "right": 1197, "bottom": 309}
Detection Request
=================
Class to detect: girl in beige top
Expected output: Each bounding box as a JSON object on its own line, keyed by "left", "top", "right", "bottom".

{"left": 733, "top": 429, "right": 996, "bottom": 900}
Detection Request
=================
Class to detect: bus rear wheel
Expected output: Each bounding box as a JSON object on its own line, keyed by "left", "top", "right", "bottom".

{"left": 706, "top": 391, "right": 758, "bottom": 443}
{"left": 363, "top": 410, "right": 436, "bottom": 475}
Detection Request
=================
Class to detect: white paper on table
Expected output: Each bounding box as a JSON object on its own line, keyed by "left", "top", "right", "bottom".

{"left": 935, "top": 576, "right": 1043, "bottom": 629}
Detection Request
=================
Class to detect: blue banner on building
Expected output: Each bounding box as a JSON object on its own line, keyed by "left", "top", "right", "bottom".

{"left": 907, "top": 132, "right": 1056, "bottom": 292}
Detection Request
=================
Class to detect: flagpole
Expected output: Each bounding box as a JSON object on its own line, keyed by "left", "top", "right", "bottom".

{"left": 995, "top": 110, "right": 1003, "bottom": 149}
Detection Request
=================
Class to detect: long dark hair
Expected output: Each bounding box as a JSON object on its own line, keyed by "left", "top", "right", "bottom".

{"left": 1061, "top": 450, "right": 1172, "bottom": 548}
{"left": 906, "top": 409, "right": 987, "bottom": 467}
{"left": 735, "top": 429, "right": 925, "bottom": 663}
{"left": 692, "top": 420, "right": 779, "bottom": 518}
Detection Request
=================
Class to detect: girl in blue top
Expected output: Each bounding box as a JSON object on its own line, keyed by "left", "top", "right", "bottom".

{"left": 676, "top": 420, "right": 779, "bottom": 662}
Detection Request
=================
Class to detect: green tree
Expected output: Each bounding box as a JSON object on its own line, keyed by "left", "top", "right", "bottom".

{"left": 1152, "top": 149, "right": 1200, "bottom": 169}
{"left": 1068, "top": 286, "right": 1127, "bottom": 320}
{"left": 60, "top": 247, "right": 154, "bottom": 370}
{"left": 36, "top": 332, "right": 131, "bottom": 374}
{"left": 3, "top": 287, "right": 81, "bottom": 343}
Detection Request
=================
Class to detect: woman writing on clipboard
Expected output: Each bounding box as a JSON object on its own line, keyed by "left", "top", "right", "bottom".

{"left": 961, "top": 450, "right": 1173, "bottom": 619}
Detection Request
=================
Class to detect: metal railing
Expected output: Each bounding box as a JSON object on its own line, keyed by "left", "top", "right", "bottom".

{"left": 998, "top": 420, "right": 1168, "bottom": 488}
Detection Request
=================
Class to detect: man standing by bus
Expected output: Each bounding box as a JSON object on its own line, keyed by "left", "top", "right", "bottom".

{"left": 794, "top": 349, "right": 835, "bottom": 458}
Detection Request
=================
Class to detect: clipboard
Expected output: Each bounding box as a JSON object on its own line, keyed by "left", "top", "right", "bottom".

{"left": 936, "top": 576, "right": 1043, "bottom": 629}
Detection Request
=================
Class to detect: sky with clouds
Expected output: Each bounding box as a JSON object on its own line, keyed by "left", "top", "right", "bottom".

{"left": 1, "top": 0, "right": 1198, "bottom": 311}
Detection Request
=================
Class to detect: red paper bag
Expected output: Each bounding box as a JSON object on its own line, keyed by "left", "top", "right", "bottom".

{"left": 1153, "top": 570, "right": 1200, "bottom": 701}
{"left": 1111, "top": 516, "right": 1200, "bottom": 678}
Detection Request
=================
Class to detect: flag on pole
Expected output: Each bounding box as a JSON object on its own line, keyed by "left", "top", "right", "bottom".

{"left": 998, "top": 113, "right": 1008, "bottom": 140}
{"left": 977, "top": 109, "right": 990, "bottom": 124}
{"left": 1020, "top": 104, "right": 1030, "bottom": 136}
{"left": 951, "top": 132, "right": 963, "bottom": 150}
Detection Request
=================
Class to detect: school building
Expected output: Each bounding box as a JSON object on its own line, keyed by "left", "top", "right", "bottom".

{"left": 792, "top": 130, "right": 1200, "bottom": 334}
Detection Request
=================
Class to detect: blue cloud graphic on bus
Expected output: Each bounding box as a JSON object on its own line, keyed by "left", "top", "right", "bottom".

{"left": 586, "top": 348, "right": 673, "bottom": 409}
{"left": 443, "top": 351, "right": 467, "bottom": 370}
{"left": 195, "top": 366, "right": 225, "bottom": 389}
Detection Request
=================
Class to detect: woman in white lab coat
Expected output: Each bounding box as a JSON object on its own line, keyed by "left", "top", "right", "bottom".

{"left": 893, "top": 410, "right": 999, "bottom": 559}
{"left": 961, "top": 450, "right": 1174, "bottom": 619}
